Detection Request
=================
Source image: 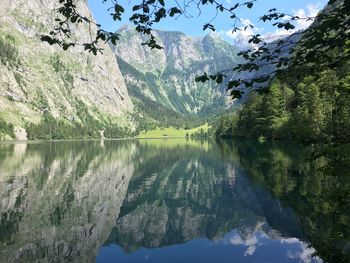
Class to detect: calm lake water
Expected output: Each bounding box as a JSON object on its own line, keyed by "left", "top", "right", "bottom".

{"left": 0, "top": 139, "right": 349, "bottom": 263}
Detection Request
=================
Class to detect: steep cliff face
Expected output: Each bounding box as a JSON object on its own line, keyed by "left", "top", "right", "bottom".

{"left": 0, "top": 141, "right": 135, "bottom": 262}
{"left": 112, "top": 26, "right": 240, "bottom": 116}
{"left": 105, "top": 140, "right": 302, "bottom": 252}
{"left": 0, "top": 0, "right": 133, "bottom": 139}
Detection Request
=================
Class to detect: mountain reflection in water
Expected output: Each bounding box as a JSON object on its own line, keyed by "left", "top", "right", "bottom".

{"left": 0, "top": 139, "right": 349, "bottom": 263}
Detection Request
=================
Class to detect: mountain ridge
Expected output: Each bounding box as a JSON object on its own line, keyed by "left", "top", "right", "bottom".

{"left": 111, "top": 26, "right": 241, "bottom": 120}
{"left": 0, "top": 1, "right": 244, "bottom": 140}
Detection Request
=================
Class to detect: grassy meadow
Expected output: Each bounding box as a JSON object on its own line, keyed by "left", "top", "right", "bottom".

{"left": 137, "top": 124, "right": 210, "bottom": 138}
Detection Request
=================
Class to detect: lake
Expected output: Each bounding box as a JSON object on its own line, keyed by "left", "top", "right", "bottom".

{"left": 0, "top": 139, "right": 349, "bottom": 263}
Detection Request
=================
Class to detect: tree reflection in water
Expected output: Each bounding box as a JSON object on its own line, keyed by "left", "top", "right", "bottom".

{"left": 0, "top": 139, "right": 348, "bottom": 263}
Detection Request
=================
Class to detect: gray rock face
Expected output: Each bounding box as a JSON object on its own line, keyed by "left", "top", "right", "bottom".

{"left": 112, "top": 27, "right": 240, "bottom": 115}
{"left": 106, "top": 141, "right": 302, "bottom": 252}
{"left": 0, "top": 141, "right": 135, "bottom": 263}
{"left": 0, "top": 0, "right": 133, "bottom": 133}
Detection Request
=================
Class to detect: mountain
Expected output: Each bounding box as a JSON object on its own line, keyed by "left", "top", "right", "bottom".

{"left": 105, "top": 140, "right": 304, "bottom": 252}
{"left": 0, "top": 1, "right": 251, "bottom": 140}
{"left": 0, "top": 0, "right": 133, "bottom": 140}
{"left": 0, "top": 141, "right": 135, "bottom": 262}
{"left": 111, "top": 26, "right": 240, "bottom": 122}
{"left": 0, "top": 140, "right": 305, "bottom": 262}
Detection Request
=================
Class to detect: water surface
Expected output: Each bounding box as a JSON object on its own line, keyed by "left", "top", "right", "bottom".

{"left": 0, "top": 139, "right": 349, "bottom": 262}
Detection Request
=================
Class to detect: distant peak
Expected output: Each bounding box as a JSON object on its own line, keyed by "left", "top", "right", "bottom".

{"left": 155, "top": 29, "right": 186, "bottom": 36}
{"left": 205, "top": 31, "right": 223, "bottom": 40}
{"left": 118, "top": 24, "right": 133, "bottom": 32}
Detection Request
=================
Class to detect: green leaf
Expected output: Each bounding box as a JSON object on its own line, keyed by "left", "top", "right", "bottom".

{"left": 115, "top": 4, "right": 124, "bottom": 13}
{"left": 230, "top": 90, "right": 242, "bottom": 99}
{"left": 247, "top": 2, "right": 253, "bottom": 8}
{"left": 169, "top": 7, "right": 182, "bottom": 17}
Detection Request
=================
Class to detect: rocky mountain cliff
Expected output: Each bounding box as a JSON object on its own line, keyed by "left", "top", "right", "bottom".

{"left": 0, "top": 1, "right": 247, "bottom": 139}
{"left": 0, "top": 0, "right": 133, "bottom": 140}
{"left": 112, "top": 26, "right": 240, "bottom": 118}
{"left": 0, "top": 141, "right": 135, "bottom": 262}
{"left": 105, "top": 140, "right": 304, "bottom": 252}
{"left": 0, "top": 140, "right": 306, "bottom": 262}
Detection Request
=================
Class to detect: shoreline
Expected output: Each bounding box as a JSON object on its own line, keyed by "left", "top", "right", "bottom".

{"left": 0, "top": 136, "right": 196, "bottom": 145}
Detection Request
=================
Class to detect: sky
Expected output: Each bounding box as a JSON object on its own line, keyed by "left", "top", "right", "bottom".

{"left": 88, "top": 0, "right": 328, "bottom": 45}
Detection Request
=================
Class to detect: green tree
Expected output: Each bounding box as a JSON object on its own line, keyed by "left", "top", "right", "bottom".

{"left": 258, "top": 81, "right": 291, "bottom": 139}
{"left": 288, "top": 77, "right": 326, "bottom": 142}
{"left": 333, "top": 76, "right": 350, "bottom": 142}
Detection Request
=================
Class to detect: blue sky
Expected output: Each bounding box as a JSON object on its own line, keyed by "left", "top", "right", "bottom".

{"left": 88, "top": 0, "right": 327, "bottom": 43}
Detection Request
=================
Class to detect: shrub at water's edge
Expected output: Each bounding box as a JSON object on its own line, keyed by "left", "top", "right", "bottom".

{"left": 0, "top": 118, "right": 15, "bottom": 140}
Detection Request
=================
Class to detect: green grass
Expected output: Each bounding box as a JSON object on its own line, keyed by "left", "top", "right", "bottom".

{"left": 137, "top": 123, "right": 210, "bottom": 138}
{"left": 137, "top": 138, "right": 212, "bottom": 151}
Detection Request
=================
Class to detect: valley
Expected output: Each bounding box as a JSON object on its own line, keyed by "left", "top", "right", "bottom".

{"left": 0, "top": 1, "right": 349, "bottom": 263}
{"left": 0, "top": 0, "right": 243, "bottom": 141}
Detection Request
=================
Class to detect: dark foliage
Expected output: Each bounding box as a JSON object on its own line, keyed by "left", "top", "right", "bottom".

{"left": 0, "top": 37, "right": 19, "bottom": 68}
{"left": 0, "top": 118, "right": 15, "bottom": 138}
{"left": 216, "top": 66, "right": 350, "bottom": 143}
{"left": 26, "top": 112, "right": 132, "bottom": 140}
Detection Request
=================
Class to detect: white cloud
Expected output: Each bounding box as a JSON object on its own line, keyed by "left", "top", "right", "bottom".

{"left": 222, "top": 18, "right": 259, "bottom": 48}
{"left": 262, "top": 2, "right": 323, "bottom": 42}
{"left": 286, "top": 242, "right": 323, "bottom": 263}
{"left": 280, "top": 237, "right": 300, "bottom": 244}
{"left": 218, "top": 229, "right": 324, "bottom": 262}
{"left": 244, "top": 244, "right": 257, "bottom": 256}
{"left": 220, "top": 2, "right": 323, "bottom": 45}
{"left": 223, "top": 231, "right": 261, "bottom": 256}
{"left": 294, "top": 3, "right": 322, "bottom": 30}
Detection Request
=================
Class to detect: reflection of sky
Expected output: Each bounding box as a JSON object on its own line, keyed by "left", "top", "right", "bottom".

{"left": 97, "top": 227, "right": 322, "bottom": 263}
{"left": 219, "top": 230, "right": 322, "bottom": 263}
{"left": 282, "top": 239, "right": 323, "bottom": 263}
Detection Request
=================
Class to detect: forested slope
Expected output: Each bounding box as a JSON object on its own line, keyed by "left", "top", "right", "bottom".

{"left": 215, "top": 1, "right": 350, "bottom": 144}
